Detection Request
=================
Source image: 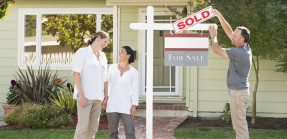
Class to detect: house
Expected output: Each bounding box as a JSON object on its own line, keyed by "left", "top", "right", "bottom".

{"left": 1, "top": 0, "right": 287, "bottom": 119}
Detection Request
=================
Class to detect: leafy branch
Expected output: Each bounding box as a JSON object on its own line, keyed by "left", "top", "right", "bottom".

{"left": 0, "top": 0, "right": 16, "bottom": 21}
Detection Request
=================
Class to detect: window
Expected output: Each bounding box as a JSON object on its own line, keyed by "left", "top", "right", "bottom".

{"left": 18, "top": 8, "right": 114, "bottom": 70}
{"left": 140, "top": 12, "right": 180, "bottom": 96}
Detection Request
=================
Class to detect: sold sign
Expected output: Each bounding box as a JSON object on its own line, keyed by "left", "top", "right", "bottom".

{"left": 172, "top": 6, "right": 215, "bottom": 34}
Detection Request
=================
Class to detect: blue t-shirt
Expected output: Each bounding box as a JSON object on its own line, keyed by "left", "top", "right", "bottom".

{"left": 225, "top": 44, "right": 252, "bottom": 90}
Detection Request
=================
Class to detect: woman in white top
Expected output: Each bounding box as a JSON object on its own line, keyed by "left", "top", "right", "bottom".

{"left": 105, "top": 46, "right": 138, "bottom": 139}
{"left": 73, "top": 31, "right": 109, "bottom": 139}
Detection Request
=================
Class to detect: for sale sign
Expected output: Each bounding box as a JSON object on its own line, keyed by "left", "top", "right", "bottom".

{"left": 165, "top": 33, "right": 209, "bottom": 66}
{"left": 172, "top": 6, "right": 215, "bottom": 34}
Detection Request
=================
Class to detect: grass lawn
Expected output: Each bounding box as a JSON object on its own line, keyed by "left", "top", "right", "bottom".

{"left": 0, "top": 129, "right": 109, "bottom": 139}
{"left": 173, "top": 128, "right": 287, "bottom": 139}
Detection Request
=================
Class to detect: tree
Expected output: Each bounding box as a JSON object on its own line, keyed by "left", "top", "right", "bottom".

{"left": 167, "top": 0, "right": 287, "bottom": 124}
{"left": 0, "top": 0, "right": 15, "bottom": 21}
{"left": 43, "top": 14, "right": 114, "bottom": 63}
{"left": 210, "top": 0, "right": 287, "bottom": 125}
{"left": 273, "top": 1, "right": 287, "bottom": 72}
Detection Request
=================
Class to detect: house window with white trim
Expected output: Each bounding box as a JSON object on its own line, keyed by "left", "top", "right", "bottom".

{"left": 140, "top": 11, "right": 182, "bottom": 97}
{"left": 19, "top": 9, "right": 114, "bottom": 70}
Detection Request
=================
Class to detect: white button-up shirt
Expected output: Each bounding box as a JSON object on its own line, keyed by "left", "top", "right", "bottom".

{"left": 106, "top": 64, "right": 139, "bottom": 115}
{"left": 72, "top": 45, "right": 107, "bottom": 101}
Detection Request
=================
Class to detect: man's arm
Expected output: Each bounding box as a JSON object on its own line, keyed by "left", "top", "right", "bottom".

{"left": 209, "top": 25, "right": 228, "bottom": 58}
{"left": 213, "top": 9, "right": 234, "bottom": 41}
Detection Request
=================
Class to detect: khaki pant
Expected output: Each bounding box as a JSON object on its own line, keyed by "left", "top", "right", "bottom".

{"left": 74, "top": 99, "right": 102, "bottom": 139}
{"left": 229, "top": 89, "right": 250, "bottom": 139}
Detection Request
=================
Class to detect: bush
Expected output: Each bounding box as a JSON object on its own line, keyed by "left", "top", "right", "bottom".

{"left": 4, "top": 103, "right": 71, "bottom": 128}
{"left": 4, "top": 105, "right": 22, "bottom": 125}
{"left": 14, "top": 65, "right": 66, "bottom": 104}
{"left": 101, "top": 109, "right": 107, "bottom": 118}
{"left": 222, "top": 103, "right": 231, "bottom": 123}
{"left": 50, "top": 87, "right": 77, "bottom": 115}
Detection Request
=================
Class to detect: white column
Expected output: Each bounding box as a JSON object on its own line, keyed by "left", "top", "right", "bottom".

{"left": 193, "top": 66, "right": 198, "bottom": 117}
{"left": 36, "top": 13, "right": 42, "bottom": 66}
{"left": 113, "top": 5, "right": 118, "bottom": 64}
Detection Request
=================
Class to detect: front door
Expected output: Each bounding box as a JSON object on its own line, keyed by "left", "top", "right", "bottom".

{"left": 142, "top": 14, "right": 179, "bottom": 96}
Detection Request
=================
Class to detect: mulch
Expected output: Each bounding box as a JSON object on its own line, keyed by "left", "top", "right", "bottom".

{"left": 4, "top": 116, "right": 287, "bottom": 131}
{"left": 177, "top": 117, "right": 287, "bottom": 130}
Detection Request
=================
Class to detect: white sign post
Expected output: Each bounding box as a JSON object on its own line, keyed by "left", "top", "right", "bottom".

{"left": 129, "top": 6, "right": 217, "bottom": 139}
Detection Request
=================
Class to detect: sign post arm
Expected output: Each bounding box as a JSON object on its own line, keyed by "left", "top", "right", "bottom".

{"left": 130, "top": 23, "right": 218, "bottom": 31}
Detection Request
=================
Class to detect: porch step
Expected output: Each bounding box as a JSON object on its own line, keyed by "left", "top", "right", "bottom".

{"left": 137, "top": 105, "right": 186, "bottom": 110}
{"left": 136, "top": 104, "right": 187, "bottom": 117}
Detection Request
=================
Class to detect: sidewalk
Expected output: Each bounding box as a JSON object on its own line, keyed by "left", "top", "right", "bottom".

{"left": 117, "top": 116, "right": 187, "bottom": 139}
{"left": 0, "top": 120, "right": 8, "bottom": 128}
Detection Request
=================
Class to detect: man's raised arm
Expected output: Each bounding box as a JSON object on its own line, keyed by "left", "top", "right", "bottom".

{"left": 213, "top": 9, "right": 234, "bottom": 41}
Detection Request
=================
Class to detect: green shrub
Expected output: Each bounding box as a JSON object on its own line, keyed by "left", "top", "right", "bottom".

{"left": 6, "top": 80, "right": 22, "bottom": 105}
{"left": 101, "top": 109, "right": 107, "bottom": 118}
{"left": 4, "top": 105, "right": 22, "bottom": 125}
{"left": 222, "top": 103, "right": 251, "bottom": 123}
{"left": 222, "top": 103, "right": 231, "bottom": 123}
{"left": 14, "top": 65, "right": 66, "bottom": 104}
{"left": 4, "top": 103, "right": 71, "bottom": 129}
{"left": 50, "top": 88, "right": 77, "bottom": 115}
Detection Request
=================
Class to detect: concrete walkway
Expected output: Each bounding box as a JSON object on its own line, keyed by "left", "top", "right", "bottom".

{"left": 117, "top": 116, "right": 187, "bottom": 139}
{"left": 0, "top": 120, "right": 8, "bottom": 128}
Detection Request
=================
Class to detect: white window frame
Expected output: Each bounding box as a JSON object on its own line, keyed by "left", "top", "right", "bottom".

{"left": 138, "top": 8, "right": 183, "bottom": 97}
{"left": 18, "top": 8, "right": 114, "bottom": 70}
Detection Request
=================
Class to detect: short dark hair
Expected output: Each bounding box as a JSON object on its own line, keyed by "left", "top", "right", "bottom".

{"left": 121, "top": 46, "right": 135, "bottom": 64}
{"left": 236, "top": 26, "right": 250, "bottom": 43}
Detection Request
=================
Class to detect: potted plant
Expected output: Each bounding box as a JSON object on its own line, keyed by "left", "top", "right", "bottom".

{"left": 2, "top": 80, "right": 22, "bottom": 117}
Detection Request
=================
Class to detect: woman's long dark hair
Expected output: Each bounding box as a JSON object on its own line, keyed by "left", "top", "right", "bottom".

{"left": 87, "top": 31, "right": 110, "bottom": 46}
{"left": 122, "top": 46, "right": 135, "bottom": 64}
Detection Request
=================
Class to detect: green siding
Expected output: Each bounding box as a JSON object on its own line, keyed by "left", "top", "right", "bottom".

{"left": 0, "top": 49, "right": 18, "bottom": 58}
{"left": 186, "top": 50, "right": 287, "bottom": 117}
{"left": 119, "top": 6, "right": 139, "bottom": 68}
{"left": 1, "top": 0, "right": 286, "bottom": 118}
{"left": 0, "top": 0, "right": 108, "bottom": 118}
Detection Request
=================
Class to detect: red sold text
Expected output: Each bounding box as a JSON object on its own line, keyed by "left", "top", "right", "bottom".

{"left": 172, "top": 6, "right": 215, "bottom": 34}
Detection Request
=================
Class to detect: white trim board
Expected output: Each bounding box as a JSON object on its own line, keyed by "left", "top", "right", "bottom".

{"left": 18, "top": 8, "right": 115, "bottom": 70}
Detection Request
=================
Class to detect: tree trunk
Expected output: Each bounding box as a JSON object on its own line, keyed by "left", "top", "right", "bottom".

{"left": 251, "top": 55, "right": 259, "bottom": 125}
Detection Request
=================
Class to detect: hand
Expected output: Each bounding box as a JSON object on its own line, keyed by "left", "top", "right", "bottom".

{"left": 130, "top": 105, "right": 136, "bottom": 118}
{"left": 212, "top": 9, "right": 220, "bottom": 17}
{"left": 101, "top": 97, "right": 108, "bottom": 109}
{"left": 79, "top": 94, "right": 87, "bottom": 108}
{"left": 208, "top": 25, "right": 217, "bottom": 40}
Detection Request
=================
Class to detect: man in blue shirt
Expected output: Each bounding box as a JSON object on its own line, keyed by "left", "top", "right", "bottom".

{"left": 209, "top": 9, "right": 252, "bottom": 139}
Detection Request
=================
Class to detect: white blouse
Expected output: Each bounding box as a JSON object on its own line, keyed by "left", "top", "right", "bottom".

{"left": 106, "top": 64, "right": 139, "bottom": 115}
{"left": 72, "top": 45, "right": 108, "bottom": 101}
